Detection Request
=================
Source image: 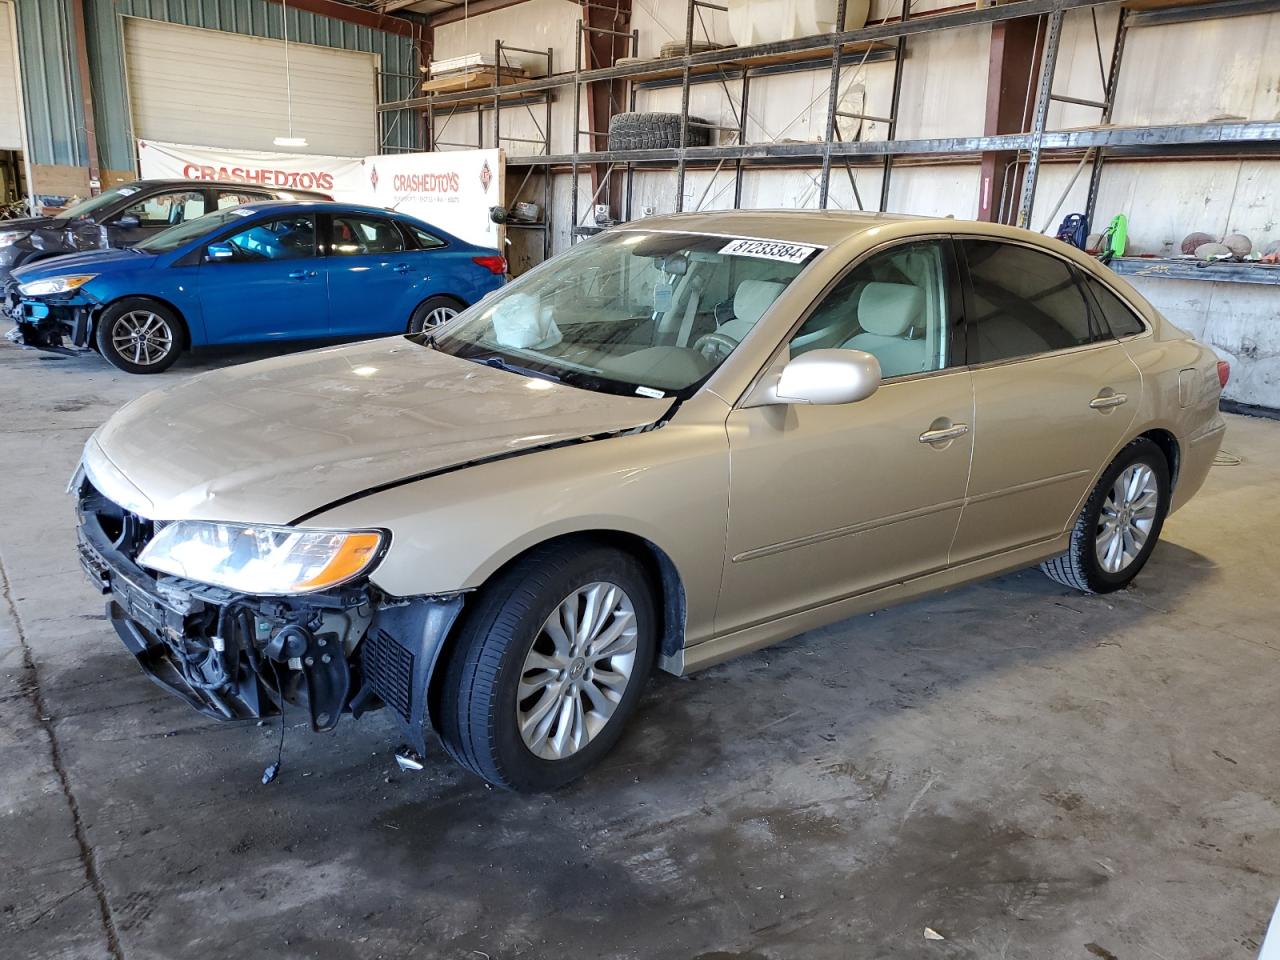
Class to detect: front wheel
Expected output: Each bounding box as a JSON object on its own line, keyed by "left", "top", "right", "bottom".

{"left": 407, "top": 295, "right": 464, "bottom": 334}
{"left": 437, "top": 543, "right": 657, "bottom": 791}
{"left": 1041, "top": 437, "right": 1171, "bottom": 593}
{"left": 94, "top": 299, "right": 184, "bottom": 374}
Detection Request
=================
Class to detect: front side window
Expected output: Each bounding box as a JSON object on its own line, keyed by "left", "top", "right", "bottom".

{"left": 330, "top": 216, "right": 404, "bottom": 256}
{"left": 961, "top": 239, "right": 1106, "bottom": 364}
{"left": 1079, "top": 273, "right": 1145, "bottom": 338}
{"left": 122, "top": 190, "right": 206, "bottom": 227}
{"left": 430, "top": 230, "right": 819, "bottom": 395}
{"left": 219, "top": 215, "right": 317, "bottom": 261}
{"left": 788, "top": 239, "right": 954, "bottom": 379}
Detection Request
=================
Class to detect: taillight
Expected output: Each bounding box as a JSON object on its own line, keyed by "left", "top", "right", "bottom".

{"left": 1217, "top": 360, "right": 1230, "bottom": 388}
{"left": 472, "top": 255, "right": 506, "bottom": 275}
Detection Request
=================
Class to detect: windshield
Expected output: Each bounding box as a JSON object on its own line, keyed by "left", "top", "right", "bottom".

{"left": 58, "top": 184, "right": 145, "bottom": 221}
{"left": 135, "top": 207, "right": 250, "bottom": 254}
{"left": 429, "top": 230, "right": 819, "bottom": 397}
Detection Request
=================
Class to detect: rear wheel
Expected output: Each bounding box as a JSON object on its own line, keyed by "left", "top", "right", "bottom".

{"left": 437, "top": 543, "right": 656, "bottom": 791}
{"left": 408, "top": 295, "right": 464, "bottom": 334}
{"left": 94, "top": 298, "right": 184, "bottom": 374}
{"left": 1041, "top": 438, "right": 1170, "bottom": 593}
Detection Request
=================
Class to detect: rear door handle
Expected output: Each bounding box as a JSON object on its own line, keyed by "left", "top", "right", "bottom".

{"left": 1089, "top": 392, "right": 1128, "bottom": 410}
{"left": 919, "top": 423, "right": 969, "bottom": 444}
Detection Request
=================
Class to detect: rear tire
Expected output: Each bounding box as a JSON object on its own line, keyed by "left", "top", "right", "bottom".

{"left": 407, "top": 295, "right": 465, "bottom": 334}
{"left": 437, "top": 542, "right": 657, "bottom": 792}
{"left": 1040, "top": 438, "right": 1170, "bottom": 593}
{"left": 94, "top": 298, "right": 184, "bottom": 374}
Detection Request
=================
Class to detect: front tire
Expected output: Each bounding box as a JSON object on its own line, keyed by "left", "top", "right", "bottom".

{"left": 94, "top": 298, "right": 184, "bottom": 374}
{"left": 438, "top": 543, "right": 657, "bottom": 791}
{"left": 1041, "top": 438, "right": 1170, "bottom": 593}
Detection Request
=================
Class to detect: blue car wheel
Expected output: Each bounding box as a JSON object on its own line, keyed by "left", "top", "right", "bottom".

{"left": 408, "top": 295, "right": 466, "bottom": 334}
{"left": 94, "top": 298, "right": 185, "bottom": 375}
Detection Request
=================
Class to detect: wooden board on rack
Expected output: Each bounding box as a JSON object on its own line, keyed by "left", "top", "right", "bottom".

{"left": 624, "top": 39, "right": 898, "bottom": 83}
{"left": 420, "top": 67, "right": 528, "bottom": 96}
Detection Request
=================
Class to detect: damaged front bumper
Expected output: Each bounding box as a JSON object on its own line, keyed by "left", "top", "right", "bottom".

{"left": 76, "top": 478, "right": 464, "bottom": 754}
{"left": 6, "top": 288, "right": 97, "bottom": 350}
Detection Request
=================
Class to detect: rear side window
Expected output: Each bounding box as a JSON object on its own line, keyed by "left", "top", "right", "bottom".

{"left": 404, "top": 223, "right": 446, "bottom": 250}
{"left": 961, "top": 239, "right": 1106, "bottom": 363}
{"left": 1079, "top": 273, "right": 1146, "bottom": 338}
{"left": 330, "top": 216, "right": 404, "bottom": 256}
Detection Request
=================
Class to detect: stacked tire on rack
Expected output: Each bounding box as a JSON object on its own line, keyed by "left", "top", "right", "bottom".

{"left": 607, "top": 112, "right": 713, "bottom": 151}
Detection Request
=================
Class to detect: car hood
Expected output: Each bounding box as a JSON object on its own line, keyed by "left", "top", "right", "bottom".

{"left": 13, "top": 248, "right": 157, "bottom": 282}
{"left": 83, "top": 339, "right": 669, "bottom": 525}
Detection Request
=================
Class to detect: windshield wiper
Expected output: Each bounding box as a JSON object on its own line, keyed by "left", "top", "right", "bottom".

{"left": 470, "top": 354, "right": 561, "bottom": 383}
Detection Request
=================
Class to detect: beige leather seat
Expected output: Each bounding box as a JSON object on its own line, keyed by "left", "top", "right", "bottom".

{"left": 843, "top": 281, "right": 930, "bottom": 378}
{"left": 715, "top": 279, "right": 788, "bottom": 342}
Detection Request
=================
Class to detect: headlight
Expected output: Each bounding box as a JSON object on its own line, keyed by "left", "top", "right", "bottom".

{"left": 0, "top": 229, "right": 30, "bottom": 247}
{"left": 137, "top": 521, "right": 385, "bottom": 595}
{"left": 18, "top": 274, "right": 98, "bottom": 297}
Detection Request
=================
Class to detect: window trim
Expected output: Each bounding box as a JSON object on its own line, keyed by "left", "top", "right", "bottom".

{"left": 733, "top": 234, "right": 967, "bottom": 409}
{"left": 396, "top": 219, "right": 449, "bottom": 251}
{"left": 955, "top": 235, "right": 1121, "bottom": 370}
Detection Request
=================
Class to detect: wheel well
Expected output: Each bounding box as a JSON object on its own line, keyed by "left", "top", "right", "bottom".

{"left": 97, "top": 295, "right": 191, "bottom": 348}
{"left": 1138, "top": 428, "right": 1180, "bottom": 489}
{"left": 424, "top": 530, "right": 688, "bottom": 725}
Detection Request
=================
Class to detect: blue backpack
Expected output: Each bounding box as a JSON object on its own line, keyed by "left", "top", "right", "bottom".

{"left": 1056, "top": 213, "right": 1090, "bottom": 250}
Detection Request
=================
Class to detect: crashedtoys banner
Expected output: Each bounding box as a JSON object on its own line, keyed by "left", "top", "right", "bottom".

{"left": 137, "top": 140, "right": 504, "bottom": 248}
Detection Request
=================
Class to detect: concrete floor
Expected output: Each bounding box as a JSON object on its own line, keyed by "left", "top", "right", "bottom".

{"left": 1, "top": 338, "right": 1277, "bottom": 960}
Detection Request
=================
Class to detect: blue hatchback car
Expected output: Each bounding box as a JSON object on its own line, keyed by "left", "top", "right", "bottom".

{"left": 7, "top": 201, "right": 506, "bottom": 373}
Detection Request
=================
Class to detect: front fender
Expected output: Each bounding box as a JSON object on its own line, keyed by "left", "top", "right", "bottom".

{"left": 306, "top": 417, "right": 731, "bottom": 648}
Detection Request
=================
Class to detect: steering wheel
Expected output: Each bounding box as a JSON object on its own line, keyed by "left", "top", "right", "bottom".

{"left": 693, "top": 331, "right": 739, "bottom": 364}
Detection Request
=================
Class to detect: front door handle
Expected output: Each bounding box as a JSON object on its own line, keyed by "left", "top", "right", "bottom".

{"left": 1089, "top": 392, "right": 1128, "bottom": 410}
{"left": 393, "top": 263, "right": 412, "bottom": 274}
{"left": 919, "top": 422, "right": 970, "bottom": 445}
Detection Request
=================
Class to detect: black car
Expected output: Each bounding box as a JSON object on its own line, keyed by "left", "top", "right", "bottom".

{"left": 0, "top": 179, "right": 331, "bottom": 318}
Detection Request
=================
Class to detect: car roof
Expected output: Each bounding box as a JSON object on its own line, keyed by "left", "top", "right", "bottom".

{"left": 122, "top": 178, "right": 330, "bottom": 198}
{"left": 231, "top": 199, "right": 411, "bottom": 218}
{"left": 623, "top": 209, "right": 1060, "bottom": 248}
{"left": 622, "top": 210, "right": 934, "bottom": 246}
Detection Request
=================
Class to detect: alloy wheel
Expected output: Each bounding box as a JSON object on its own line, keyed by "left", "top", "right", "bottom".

{"left": 424, "top": 305, "right": 457, "bottom": 328}
{"left": 516, "top": 581, "right": 639, "bottom": 761}
{"left": 111, "top": 311, "right": 174, "bottom": 367}
{"left": 1095, "top": 462, "right": 1159, "bottom": 574}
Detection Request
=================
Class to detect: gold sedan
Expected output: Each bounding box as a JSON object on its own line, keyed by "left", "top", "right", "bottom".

{"left": 76, "top": 212, "right": 1227, "bottom": 790}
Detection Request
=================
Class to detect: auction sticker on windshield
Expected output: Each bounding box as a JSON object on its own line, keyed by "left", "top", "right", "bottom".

{"left": 719, "top": 238, "right": 818, "bottom": 264}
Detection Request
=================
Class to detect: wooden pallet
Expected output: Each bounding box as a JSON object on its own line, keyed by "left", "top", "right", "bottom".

{"left": 419, "top": 67, "right": 528, "bottom": 96}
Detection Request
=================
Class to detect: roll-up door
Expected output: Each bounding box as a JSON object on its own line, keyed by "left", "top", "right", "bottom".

{"left": 123, "top": 17, "right": 377, "bottom": 157}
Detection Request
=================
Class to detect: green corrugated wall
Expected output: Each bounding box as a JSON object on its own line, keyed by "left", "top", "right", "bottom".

{"left": 12, "top": 0, "right": 420, "bottom": 171}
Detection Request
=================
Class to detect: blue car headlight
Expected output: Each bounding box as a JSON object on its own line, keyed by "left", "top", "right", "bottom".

{"left": 19, "top": 274, "right": 98, "bottom": 297}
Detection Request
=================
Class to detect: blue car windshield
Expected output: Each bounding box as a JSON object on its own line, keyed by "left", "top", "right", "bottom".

{"left": 135, "top": 208, "right": 249, "bottom": 254}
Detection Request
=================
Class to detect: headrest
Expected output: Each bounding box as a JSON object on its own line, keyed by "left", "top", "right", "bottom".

{"left": 733, "top": 280, "right": 786, "bottom": 326}
{"left": 857, "top": 282, "right": 923, "bottom": 337}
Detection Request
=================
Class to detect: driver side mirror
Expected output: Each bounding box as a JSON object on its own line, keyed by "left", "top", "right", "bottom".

{"left": 745, "top": 348, "right": 882, "bottom": 407}
{"left": 205, "top": 242, "right": 235, "bottom": 262}
{"left": 110, "top": 214, "right": 141, "bottom": 229}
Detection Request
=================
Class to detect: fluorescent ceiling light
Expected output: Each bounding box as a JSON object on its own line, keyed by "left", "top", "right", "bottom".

{"left": 273, "top": 136, "right": 309, "bottom": 148}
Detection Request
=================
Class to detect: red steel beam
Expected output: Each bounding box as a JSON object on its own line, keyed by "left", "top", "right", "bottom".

{"left": 978, "top": 15, "right": 1045, "bottom": 222}
{"left": 262, "top": 0, "right": 422, "bottom": 38}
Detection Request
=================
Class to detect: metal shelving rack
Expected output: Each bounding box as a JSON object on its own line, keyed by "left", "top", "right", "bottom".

{"left": 381, "top": 0, "right": 1280, "bottom": 260}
